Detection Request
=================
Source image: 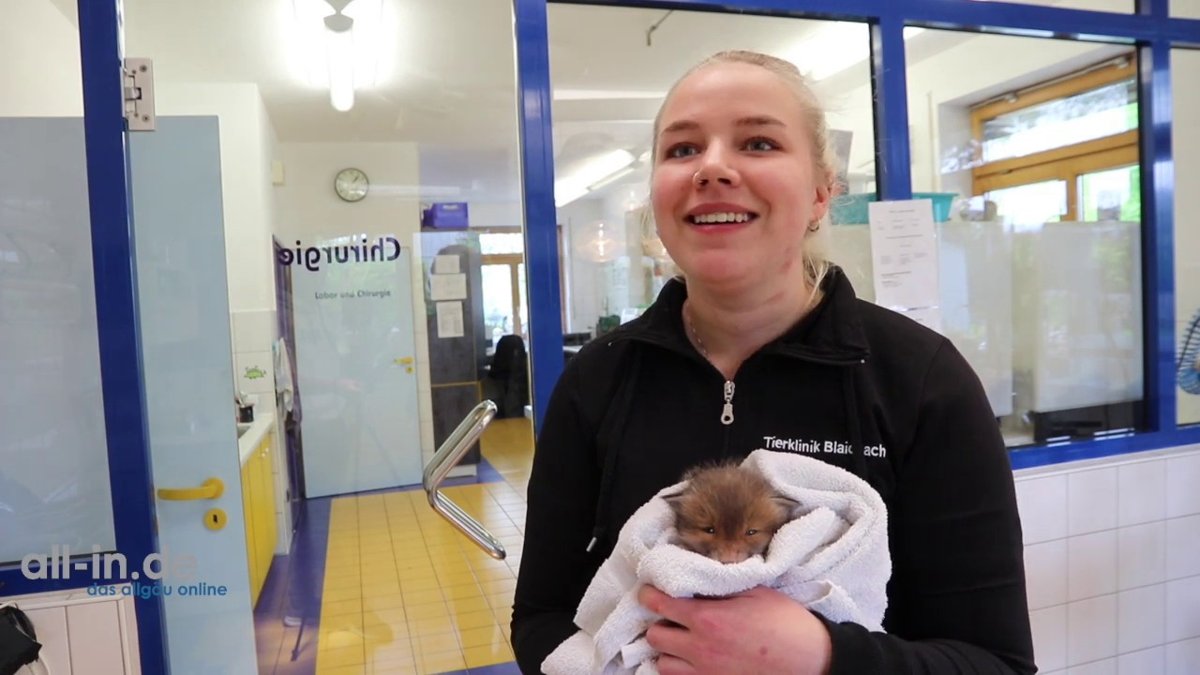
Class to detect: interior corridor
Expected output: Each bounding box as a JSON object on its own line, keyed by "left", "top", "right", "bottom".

{"left": 253, "top": 418, "right": 534, "bottom": 675}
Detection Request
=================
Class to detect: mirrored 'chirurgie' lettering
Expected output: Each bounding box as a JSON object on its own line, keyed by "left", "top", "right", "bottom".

{"left": 277, "top": 236, "right": 402, "bottom": 271}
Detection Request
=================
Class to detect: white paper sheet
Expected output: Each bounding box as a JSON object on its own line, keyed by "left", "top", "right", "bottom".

{"left": 436, "top": 301, "right": 465, "bottom": 338}
{"left": 868, "top": 199, "right": 940, "bottom": 312}
{"left": 434, "top": 254, "right": 460, "bottom": 274}
{"left": 430, "top": 273, "right": 467, "bottom": 300}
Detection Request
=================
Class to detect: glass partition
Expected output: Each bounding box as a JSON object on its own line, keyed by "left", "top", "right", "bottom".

{"left": 548, "top": 4, "right": 878, "bottom": 337}
{"left": 0, "top": 0, "right": 117, "bottom": 564}
{"left": 1175, "top": 48, "right": 1200, "bottom": 427}
{"left": 868, "top": 30, "right": 1144, "bottom": 448}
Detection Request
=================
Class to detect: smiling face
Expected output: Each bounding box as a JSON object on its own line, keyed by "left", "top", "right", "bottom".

{"left": 651, "top": 61, "right": 832, "bottom": 295}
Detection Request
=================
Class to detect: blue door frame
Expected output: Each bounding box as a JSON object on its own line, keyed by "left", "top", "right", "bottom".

{"left": 1, "top": 1, "right": 1198, "bottom": 673}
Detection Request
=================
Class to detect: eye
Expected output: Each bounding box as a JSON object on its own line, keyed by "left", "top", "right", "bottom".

{"left": 664, "top": 144, "right": 699, "bottom": 159}
{"left": 744, "top": 137, "right": 778, "bottom": 152}
{"left": 703, "top": 527, "right": 716, "bottom": 534}
{"left": 745, "top": 529, "right": 758, "bottom": 536}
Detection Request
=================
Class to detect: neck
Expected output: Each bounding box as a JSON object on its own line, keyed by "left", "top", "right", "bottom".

{"left": 683, "top": 269, "right": 821, "bottom": 379}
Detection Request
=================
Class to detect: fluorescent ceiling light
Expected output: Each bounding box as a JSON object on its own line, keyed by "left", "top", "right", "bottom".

{"left": 555, "top": 149, "right": 636, "bottom": 208}
{"left": 781, "top": 23, "right": 925, "bottom": 81}
{"left": 326, "top": 14, "right": 355, "bottom": 112}
{"left": 290, "top": 0, "right": 383, "bottom": 111}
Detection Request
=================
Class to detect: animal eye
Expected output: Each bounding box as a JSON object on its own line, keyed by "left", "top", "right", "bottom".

{"left": 744, "top": 137, "right": 778, "bottom": 152}
{"left": 746, "top": 529, "right": 758, "bottom": 536}
{"left": 703, "top": 527, "right": 715, "bottom": 534}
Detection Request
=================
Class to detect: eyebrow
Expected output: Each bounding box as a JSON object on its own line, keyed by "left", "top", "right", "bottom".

{"left": 659, "top": 115, "right": 787, "bottom": 135}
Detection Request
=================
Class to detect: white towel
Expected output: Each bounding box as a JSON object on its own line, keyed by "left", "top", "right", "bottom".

{"left": 543, "top": 449, "right": 891, "bottom": 675}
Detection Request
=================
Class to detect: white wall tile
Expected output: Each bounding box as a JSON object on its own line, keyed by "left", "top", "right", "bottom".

{"left": 66, "top": 600, "right": 126, "bottom": 674}
{"left": 1165, "top": 637, "right": 1200, "bottom": 675}
{"left": 1069, "top": 531, "right": 1118, "bottom": 601}
{"left": 231, "top": 309, "right": 275, "bottom": 353}
{"left": 1068, "top": 595, "right": 1118, "bottom": 665}
{"left": 234, "top": 350, "right": 275, "bottom": 395}
{"left": 1027, "top": 539, "right": 1069, "bottom": 609}
{"left": 1166, "top": 576, "right": 1200, "bottom": 641}
{"left": 1069, "top": 468, "right": 1118, "bottom": 536}
{"left": 1117, "top": 522, "right": 1167, "bottom": 590}
{"left": 1117, "top": 646, "right": 1163, "bottom": 675}
{"left": 1017, "top": 475, "right": 1069, "bottom": 544}
{"left": 1117, "top": 459, "right": 1166, "bottom": 527}
{"left": 25, "top": 606, "right": 71, "bottom": 674}
{"left": 1166, "top": 515, "right": 1200, "bottom": 580}
{"left": 1166, "top": 453, "right": 1200, "bottom": 518}
{"left": 1031, "top": 605, "right": 1068, "bottom": 673}
{"left": 1117, "top": 585, "right": 1165, "bottom": 653}
{"left": 1066, "top": 659, "right": 1116, "bottom": 675}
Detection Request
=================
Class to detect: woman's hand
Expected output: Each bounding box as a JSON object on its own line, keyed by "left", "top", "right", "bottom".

{"left": 637, "top": 584, "right": 832, "bottom": 675}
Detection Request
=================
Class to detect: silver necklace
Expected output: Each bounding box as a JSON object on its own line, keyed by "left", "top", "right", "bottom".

{"left": 683, "top": 302, "right": 709, "bottom": 359}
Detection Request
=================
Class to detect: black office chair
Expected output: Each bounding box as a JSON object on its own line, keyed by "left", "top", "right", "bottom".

{"left": 485, "top": 334, "right": 529, "bottom": 418}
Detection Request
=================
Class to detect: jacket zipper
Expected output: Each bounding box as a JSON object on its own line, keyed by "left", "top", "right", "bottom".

{"left": 720, "top": 380, "right": 735, "bottom": 425}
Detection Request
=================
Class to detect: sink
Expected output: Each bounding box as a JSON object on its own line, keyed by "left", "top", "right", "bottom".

{"left": 236, "top": 422, "right": 253, "bottom": 439}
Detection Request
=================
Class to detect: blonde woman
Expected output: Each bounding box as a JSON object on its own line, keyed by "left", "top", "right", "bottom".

{"left": 513, "top": 51, "right": 1035, "bottom": 675}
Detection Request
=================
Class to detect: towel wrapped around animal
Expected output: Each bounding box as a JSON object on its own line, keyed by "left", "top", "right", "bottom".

{"left": 542, "top": 449, "right": 891, "bottom": 675}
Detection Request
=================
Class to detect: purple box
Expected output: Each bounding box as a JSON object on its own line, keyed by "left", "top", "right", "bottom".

{"left": 421, "top": 202, "right": 469, "bottom": 230}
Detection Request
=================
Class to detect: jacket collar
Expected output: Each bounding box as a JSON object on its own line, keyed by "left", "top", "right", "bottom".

{"left": 606, "top": 265, "right": 871, "bottom": 365}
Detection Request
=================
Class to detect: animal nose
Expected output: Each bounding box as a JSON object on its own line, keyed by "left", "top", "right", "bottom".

{"left": 717, "top": 549, "right": 748, "bottom": 564}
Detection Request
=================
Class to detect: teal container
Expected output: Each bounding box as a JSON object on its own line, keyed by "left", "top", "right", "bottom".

{"left": 830, "top": 192, "right": 956, "bottom": 224}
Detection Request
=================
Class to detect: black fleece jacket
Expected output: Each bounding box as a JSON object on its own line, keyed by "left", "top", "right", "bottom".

{"left": 511, "top": 268, "right": 1036, "bottom": 674}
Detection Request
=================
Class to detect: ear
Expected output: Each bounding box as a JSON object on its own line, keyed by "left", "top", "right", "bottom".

{"left": 772, "top": 495, "right": 802, "bottom": 517}
{"left": 661, "top": 489, "right": 689, "bottom": 515}
{"left": 810, "top": 181, "right": 832, "bottom": 225}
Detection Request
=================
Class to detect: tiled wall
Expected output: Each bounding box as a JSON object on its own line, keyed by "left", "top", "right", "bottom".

{"left": 1015, "top": 445, "right": 1200, "bottom": 673}
{"left": 231, "top": 309, "right": 278, "bottom": 411}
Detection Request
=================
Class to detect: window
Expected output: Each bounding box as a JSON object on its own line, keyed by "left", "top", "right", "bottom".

{"left": 971, "top": 56, "right": 1139, "bottom": 225}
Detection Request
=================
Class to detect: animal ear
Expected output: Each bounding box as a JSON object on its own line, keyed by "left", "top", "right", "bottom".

{"left": 772, "top": 495, "right": 802, "bottom": 516}
{"left": 661, "top": 489, "right": 688, "bottom": 514}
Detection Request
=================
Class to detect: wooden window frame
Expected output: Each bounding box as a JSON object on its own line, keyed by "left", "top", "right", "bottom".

{"left": 970, "top": 56, "right": 1139, "bottom": 221}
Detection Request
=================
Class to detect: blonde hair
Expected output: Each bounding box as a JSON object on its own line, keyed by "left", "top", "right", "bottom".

{"left": 651, "top": 50, "right": 841, "bottom": 294}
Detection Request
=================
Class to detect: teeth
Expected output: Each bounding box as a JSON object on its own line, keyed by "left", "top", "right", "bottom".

{"left": 692, "top": 212, "right": 751, "bottom": 224}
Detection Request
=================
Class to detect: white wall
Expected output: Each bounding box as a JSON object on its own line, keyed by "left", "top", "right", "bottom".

{"left": 468, "top": 200, "right": 524, "bottom": 229}
{"left": 1015, "top": 445, "right": 1200, "bottom": 673}
{"left": 0, "top": 0, "right": 81, "bottom": 116}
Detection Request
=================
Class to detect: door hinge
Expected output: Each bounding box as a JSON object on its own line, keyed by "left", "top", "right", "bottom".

{"left": 123, "top": 57, "right": 156, "bottom": 131}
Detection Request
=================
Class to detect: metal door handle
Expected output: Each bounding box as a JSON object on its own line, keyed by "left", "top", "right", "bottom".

{"left": 157, "top": 477, "right": 225, "bottom": 501}
{"left": 423, "top": 401, "right": 506, "bottom": 559}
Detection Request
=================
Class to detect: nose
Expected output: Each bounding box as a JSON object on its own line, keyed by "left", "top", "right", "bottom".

{"left": 715, "top": 548, "right": 749, "bottom": 564}
{"left": 692, "top": 144, "right": 739, "bottom": 188}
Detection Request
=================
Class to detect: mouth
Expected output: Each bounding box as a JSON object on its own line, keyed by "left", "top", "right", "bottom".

{"left": 685, "top": 211, "right": 758, "bottom": 225}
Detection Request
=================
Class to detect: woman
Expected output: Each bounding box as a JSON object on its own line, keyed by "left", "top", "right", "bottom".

{"left": 512, "top": 50, "right": 1036, "bottom": 674}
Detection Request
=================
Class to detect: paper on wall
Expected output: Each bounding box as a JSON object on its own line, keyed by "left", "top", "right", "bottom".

{"left": 436, "top": 301, "right": 465, "bottom": 338}
{"left": 430, "top": 273, "right": 467, "bottom": 300}
{"left": 434, "top": 254, "right": 460, "bottom": 274}
{"left": 868, "top": 199, "right": 940, "bottom": 315}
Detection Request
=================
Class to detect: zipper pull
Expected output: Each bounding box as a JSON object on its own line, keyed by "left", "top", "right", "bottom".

{"left": 720, "top": 380, "right": 735, "bottom": 426}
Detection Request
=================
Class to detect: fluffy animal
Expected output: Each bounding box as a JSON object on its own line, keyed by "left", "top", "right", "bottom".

{"left": 663, "top": 461, "right": 799, "bottom": 564}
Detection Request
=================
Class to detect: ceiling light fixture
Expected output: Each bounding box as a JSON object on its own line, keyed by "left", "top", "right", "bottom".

{"left": 325, "top": 13, "right": 355, "bottom": 112}
{"left": 554, "top": 149, "right": 636, "bottom": 208}
{"left": 291, "top": 0, "right": 383, "bottom": 112}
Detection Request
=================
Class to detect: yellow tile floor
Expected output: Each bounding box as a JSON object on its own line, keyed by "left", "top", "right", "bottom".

{"left": 313, "top": 418, "right": 533, "bottom": 675}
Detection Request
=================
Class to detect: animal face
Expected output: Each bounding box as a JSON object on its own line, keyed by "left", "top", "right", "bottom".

{"left": 664, "top": 463, "right": 797, "bottom": 564}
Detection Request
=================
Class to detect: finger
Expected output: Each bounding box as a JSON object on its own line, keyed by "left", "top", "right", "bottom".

{"left": 645, "top": 619, "right": 691, "bottom": 657}
{"left": 638, "top": 585, "right": 692, "bottom": 627}
{"left": 655, "top": 653, "right": 697, "bottom": 675}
